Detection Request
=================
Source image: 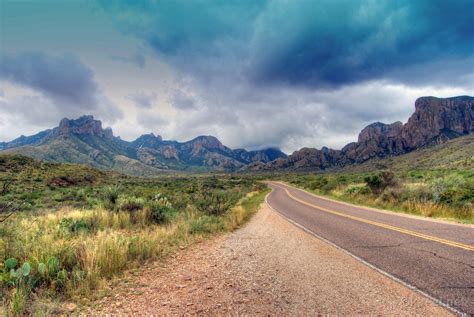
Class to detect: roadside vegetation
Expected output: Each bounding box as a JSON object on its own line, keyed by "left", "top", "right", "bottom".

{"left": 282, "top": 168, "right": 473, "bottom": 223}
{"left": 277, "top": 135, "right": 474, "bottom": 223}
{"left": 0, "top": 155, "right": 268, "bottom": 315}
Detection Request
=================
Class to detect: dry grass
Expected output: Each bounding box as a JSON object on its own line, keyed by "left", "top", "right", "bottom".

{"left": 1, "top": 188, "right": 269, "bottom": 315}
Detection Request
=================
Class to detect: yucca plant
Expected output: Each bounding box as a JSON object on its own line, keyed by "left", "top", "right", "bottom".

{"left": 102, "top": 185, "right": 122, "bottom": 210}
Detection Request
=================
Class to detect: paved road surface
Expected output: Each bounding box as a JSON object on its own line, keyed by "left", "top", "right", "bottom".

{"left": 266, "top": 182, "right": 474, "bottom": 315}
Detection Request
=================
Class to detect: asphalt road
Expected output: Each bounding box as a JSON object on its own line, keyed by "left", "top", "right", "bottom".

{"left": 266, "top": 182, "right": 474, "bottom": 315}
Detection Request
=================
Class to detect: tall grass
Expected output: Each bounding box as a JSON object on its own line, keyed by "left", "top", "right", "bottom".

{"left": 1, "top": 186, "right": 268, "bottom": 315}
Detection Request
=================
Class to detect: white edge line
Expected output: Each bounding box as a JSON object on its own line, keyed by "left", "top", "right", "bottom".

{"left": 273, "top": 181, "right": 473, "bottom": 228}
{"left": 264, "top": 192, "right": 467, "bottom": 317}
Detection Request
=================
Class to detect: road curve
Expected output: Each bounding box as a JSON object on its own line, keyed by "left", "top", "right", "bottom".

{"left": 266, "top": 181, "right": 474, "bottom": 315}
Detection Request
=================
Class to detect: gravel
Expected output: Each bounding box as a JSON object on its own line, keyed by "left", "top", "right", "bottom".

{"left": 87, "top": 203, "right": 452, "bottom": 315}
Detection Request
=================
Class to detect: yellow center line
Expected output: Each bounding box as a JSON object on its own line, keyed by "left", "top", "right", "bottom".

{"left": 280, "top": 187, "right": 474, "bottom": 252}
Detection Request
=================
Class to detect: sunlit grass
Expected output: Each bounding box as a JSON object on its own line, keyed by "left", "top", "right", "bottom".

{"left": 0, "top": 186, "right": 268, "bottom": 315}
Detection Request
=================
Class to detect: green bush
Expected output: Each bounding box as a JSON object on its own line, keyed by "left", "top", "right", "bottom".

{"left": 365, "top": 170, "right": 397, "bottom": 194}
{"left": 344, "top": 184, "right": 369, "bottom": 195}
{"left": 59, "top": 218, "right": 91, "bottom": 235}
{"left": 430, "top": 175, "right": 473, "bottom": 207}
{"left": 147, "top": 201, "right": 176, "bottom": 224}
{"left": 117, "top": 196, "right": 145, "bottom": 212}
{"left": 195, "top": 190, "right": 238, "bottom": 216}
{"left": 308, "top": 177, "right": 328, "bottom": 191}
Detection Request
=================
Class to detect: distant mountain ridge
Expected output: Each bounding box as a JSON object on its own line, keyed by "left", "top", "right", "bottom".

{"left": 0, "top": 115, "right": 286, "bottom": 175}
{"left": 247, "top": 96, "right": 474, "bottom": 171}
{"left": 1, "top": 96, "right": 472, "bottom": 174}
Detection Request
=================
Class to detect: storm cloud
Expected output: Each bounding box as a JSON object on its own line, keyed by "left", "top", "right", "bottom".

{"left": 0, "top": 51, "right": 122, "bottom": 139}
{"left": 98, "top": 0, "right": 474, "bottom": 88}
{"left": 1, "top": 1, "right": 473, "bottom": 152}
{"left": 126, "top": 91, "right": 157, "bottom": 108}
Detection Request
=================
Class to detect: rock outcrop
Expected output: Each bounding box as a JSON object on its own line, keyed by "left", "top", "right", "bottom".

{"left": 400, "top": 96, "right": 473, "bottom": 149}
{"left": 249, "top": 96, "right": 474, "bottom": 171}
{"left": 55, "top": 115, "right": 114, "bottom": 139}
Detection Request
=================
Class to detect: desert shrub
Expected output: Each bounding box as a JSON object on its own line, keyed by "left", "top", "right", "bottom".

{"left": 59, "top": 217, "right": 91, "bottom": 235}
{"left": 147, "top": 198, "right": 176, "bottom": 224}
{"left": 74, "top": 188, "right": 88, "bottom": 201}
{"left": 379, "top": 186, "right": 405, "bottom": 203}
{"left": 308, "top": 177, "right": 328, "bottom": 191}
{"left": 336, "top": 175, "right": 348, "bottom": 184}
{"left": 252, "top": 182, "right": 267, "bottom": 192}
{"left": 195, "top": 190, "right": 240, "bottom": 216}
{"left": 321, "top": 178, "right": 338, "bottom": 193}
{"left": 344, "top": 184, "right": 370, "bottom": 196}
{"left": 47, "top": 175, "right": 78, "bottom": 187}
{"left": 430, "top": 175, "right": 473, "bottom": 207}
{"left": 117, "top": 196, "right": 145, "bottom": 212}
{"left": 365, "top": 170, "right": 397, "bottom": 194}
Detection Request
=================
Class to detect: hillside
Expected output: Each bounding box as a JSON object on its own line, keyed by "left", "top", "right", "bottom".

{"left": 0, "top": 116, "right": 286, "bottom": 175}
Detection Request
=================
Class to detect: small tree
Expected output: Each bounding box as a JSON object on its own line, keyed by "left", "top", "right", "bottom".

{"left": 0, "top": 179, "right": 23, "bottom": 223}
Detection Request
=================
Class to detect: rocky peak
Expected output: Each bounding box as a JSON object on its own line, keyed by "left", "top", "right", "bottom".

{"left": 188, "top": 135, "right": 224, "bottom": 149}
{"left": 133, "top": 133, "right": 163, "bottom": 148}
{"left": 56, "top": 115, "right": 113, "bottom": 139}
{"left": 402, "top": 96, "right": 474, "bottom": 149}
{"left": 358, "top": 121, "right": 403, "bottom": 143}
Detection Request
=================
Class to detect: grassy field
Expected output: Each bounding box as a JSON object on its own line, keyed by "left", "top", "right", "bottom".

{"left": 0, "top": 155, "right": 268, "bottom": 315}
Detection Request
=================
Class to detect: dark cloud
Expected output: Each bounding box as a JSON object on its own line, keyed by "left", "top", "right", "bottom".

{"left": 249, "top": 0, "right": 474, "bottom": 87}
{"left": 136, "top": 110, "right": 168, "bottom": 132}
{"left": 126, "top": 91, "right": 157, "bottom": 108}
{"left": 1, "top": 52, "right": 99, "bottom": 107}
{"left": 98, "top": 0, "right": 474, "bottom": 88}
{"left": 170, "top": 91, "right": 197, "bottom": 110}
{"left": 0, "top": 51, "right": 122, "bottom": 130}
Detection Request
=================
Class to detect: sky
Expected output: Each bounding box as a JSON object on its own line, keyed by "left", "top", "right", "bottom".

{"left": 0, "top": 0, "right": 473, "bottom": 153}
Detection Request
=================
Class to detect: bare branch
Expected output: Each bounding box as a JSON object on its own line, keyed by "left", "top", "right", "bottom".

{"left": 0, "top": 178, "right": 23, "bottom": 223}
{"left": 0, "top": 202, "right": 24, "bottom": 223}
{"left": 1, "top": 179, "right": 13, "bottom": 196}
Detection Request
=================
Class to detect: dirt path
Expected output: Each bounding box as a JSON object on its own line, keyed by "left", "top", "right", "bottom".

{"left": 87, "top": 203, "right": 451, "bottom": 315}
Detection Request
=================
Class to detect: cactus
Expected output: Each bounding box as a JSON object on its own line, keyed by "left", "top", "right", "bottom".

{"left": 37, "top": 263, "right": 46, "bottom": 275}
{"left": 5, "top": 258, "right": 17, "bottom": 270}
{"left": 47, "top": 256, "right": 60, "bottom": 274}
{"left": 21, "top": 263, "right": 31, "bottom": 277}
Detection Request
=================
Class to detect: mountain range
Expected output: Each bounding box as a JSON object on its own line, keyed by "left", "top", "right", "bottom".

{"left": 0, "top": 95, "right": 472, "bottom": 175}
{"left": 247, "top": 96, "right": 474, "bottom": 171}
{"left": 0, "top": 116, "right": 286, "bottom": 175}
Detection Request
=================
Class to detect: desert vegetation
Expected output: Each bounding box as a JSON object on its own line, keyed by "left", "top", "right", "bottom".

{"left": 0, "top": 155, "right": 268, "bottom": 315}
{"left": 1, "top": 150, "right": 472, "bottom": 314}
{"left": 283, "top": 168, "right": 473, "bottom": 222}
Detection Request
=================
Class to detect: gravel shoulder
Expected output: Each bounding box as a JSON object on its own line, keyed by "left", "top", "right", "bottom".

{"left": 87, "top": 203, "right": 452, "bottom": 315}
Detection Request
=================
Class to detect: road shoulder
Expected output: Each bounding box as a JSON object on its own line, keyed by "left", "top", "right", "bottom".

{"left": 87, "top": 203, "right": 452, "bottom": 315}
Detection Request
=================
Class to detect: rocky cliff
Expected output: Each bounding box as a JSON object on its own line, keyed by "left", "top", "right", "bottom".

{"left": 249, "top": 96, "right": 474, "bottom": 171}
